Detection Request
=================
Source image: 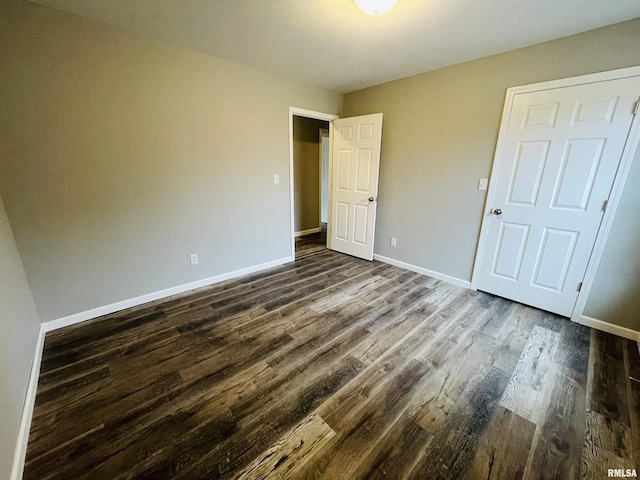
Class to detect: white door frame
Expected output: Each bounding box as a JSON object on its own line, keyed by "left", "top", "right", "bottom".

{"left": 471, "top": 65, "right": 640, "bottom": 324}
{"left": 319, "top": 128, "right": 330, "bottom": 225}
{"left": 288, "top": 107, "right": 339, "bottom": 259}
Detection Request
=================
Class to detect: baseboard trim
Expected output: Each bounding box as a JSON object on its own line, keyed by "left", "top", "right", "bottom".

{"left": 576, "top": 315, "right": 640, "bottom": 342}
{"left": 10, "top": 326, "right": 46, "bottom": 480}
{"left": 294, "top": 228, "right": 321, "bottom": 238}
{"left": 373, "top": 254, "right": 471, "bottom": 289}
{"left": 42, "top": 256, "right": 294, "bottom": 333}
{"left": 11, "top": 255, "right": 294, "bottom": 479}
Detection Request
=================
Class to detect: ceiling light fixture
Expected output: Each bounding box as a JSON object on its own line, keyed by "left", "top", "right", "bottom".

{"left": 354, "top": 0, "right": 398, "bottom": 16}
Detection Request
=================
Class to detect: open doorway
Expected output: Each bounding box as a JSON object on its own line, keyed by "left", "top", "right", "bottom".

{"left": 289, "top": 108, "right": 383, "bottom": 262}
{"left": 292, "top": 115, "right": 330, "bottom": 259}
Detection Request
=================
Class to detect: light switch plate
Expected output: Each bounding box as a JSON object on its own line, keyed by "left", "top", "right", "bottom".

{"left": 274, "top": 174, "right": 280, "bottom": 184}
{"left": 478, "top": 178, "right": 488, "bottom": 191}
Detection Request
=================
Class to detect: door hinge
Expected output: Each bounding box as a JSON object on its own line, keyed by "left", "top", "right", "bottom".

{"left": 634, "top": 98, "right": 640, "bottom": 116}
{"left": 577, "top": 282, "right": 583, "bottom": 292}
{"left": 602, "top": 199, "right": 608, "bottom": 212}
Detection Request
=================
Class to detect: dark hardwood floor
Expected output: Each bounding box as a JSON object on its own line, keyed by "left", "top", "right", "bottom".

{"left": 295, "top": 224, "right": 327, "bottom": 259}
{"left": 24, "top": 250, "right": 640, "bottom": 479}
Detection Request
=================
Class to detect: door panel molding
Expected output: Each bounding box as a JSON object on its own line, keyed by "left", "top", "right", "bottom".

{"left": 471, "top": 65, "right": 640, "bottom": 322}
{"left": 329, "top": 113, "right": 383, "bottom": 260}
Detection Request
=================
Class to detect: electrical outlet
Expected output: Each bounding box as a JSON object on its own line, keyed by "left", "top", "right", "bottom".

{"left": 190, "top": 253, "right": 199, "bottom": 265}
{"left": 478, "top": 178, "right": 488, "bottom": 191}
{"left": 273, "top": 174, "right": 280, "bottom": 184}
{"left": 390, "top": 237, "right": 397, "bottom": 247}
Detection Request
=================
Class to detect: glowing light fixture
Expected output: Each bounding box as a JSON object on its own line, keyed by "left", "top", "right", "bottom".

{"left": 354, "top": 0, "right": 398, "bottom": 15}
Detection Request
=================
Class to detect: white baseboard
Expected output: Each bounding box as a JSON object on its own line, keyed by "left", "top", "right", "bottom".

{"left": 11, "top": 255, "right": 638, "bottom": 480}
{"left": 371, "top": 257, "right": 638, "bottom": 345}
{"left": 10, "top": 326, "right": 46, "bottom": 480}
{"left": 42, "top": 256, "right": 294, "bottom": 333}
{"left": 11, "top": 255, "right": 294, "bottom": 479}
{"left": 576, "top": 315, "right": 640, "bottom": 342}
{"left": 373, "top": 254, "right": 471, "bottom": 289}
{"left": 294, "top": 227, "right": 321, "bottom": 238}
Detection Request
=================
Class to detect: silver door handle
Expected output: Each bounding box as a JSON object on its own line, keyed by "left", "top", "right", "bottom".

{"left": 493, "top": 208, "right": 502, "bottom": 215}
{"left": 369, "top": 197, "right": 376, "bottom": 202}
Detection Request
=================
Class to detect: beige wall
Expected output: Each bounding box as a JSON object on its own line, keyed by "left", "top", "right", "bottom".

{"left": 344, "top": 18, "right": 640, "bottom": 331}
{"left": 586, "top": 148, "right": 640, "bottom": 329}
{"left": 0, "top": 195, "right": 41, "bottom": 479}
{"left": 293, "top": 116, "right": 328, "bottom": 233}
{"left": 0, "top": 2, "right": 342, "bottom": 321}
{"left": 2, "top": 3, "right": 638, "bottom": 475}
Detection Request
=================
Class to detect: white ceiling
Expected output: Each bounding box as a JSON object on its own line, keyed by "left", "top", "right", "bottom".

{"left": 29, "top": 0, "right": 640, "bottom": 93}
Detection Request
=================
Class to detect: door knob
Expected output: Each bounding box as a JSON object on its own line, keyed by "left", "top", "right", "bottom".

{"left": 493, "top": 208, "right": 502, "bottom": 215}
{"left": 369, "top": 197, "right": 375, "bottom": 202}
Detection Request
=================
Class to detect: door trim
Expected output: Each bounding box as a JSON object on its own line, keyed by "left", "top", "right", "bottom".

{"left": 319, "top": 128, "right": 329, "bottom": 226}
{"left": 470, "top": 65, "right": 640, "bottom": 323}
{"left": 288, "top": 107, "right": 339, "bottom": 259}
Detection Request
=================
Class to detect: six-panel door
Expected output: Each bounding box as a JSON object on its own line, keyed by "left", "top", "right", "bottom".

{"left": 477, "top": 77, "right": 639, "bottom": 316}
{"left": 329, "top": 113, "right": 383, "bottom": 261}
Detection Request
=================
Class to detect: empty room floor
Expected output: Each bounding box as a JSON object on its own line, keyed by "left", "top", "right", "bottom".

{"left": 295, "top": 224, "right": 327, "bottom": 259}
{"left": 24, "top": 250, "right": 640, "bottom": 479}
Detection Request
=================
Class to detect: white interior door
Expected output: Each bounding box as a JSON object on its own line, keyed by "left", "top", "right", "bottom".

{"left": 329, "top": 113, "right": 383, "bottom": 261}
{"left": 477, "top": 76, "right": 639, "bottom": 316}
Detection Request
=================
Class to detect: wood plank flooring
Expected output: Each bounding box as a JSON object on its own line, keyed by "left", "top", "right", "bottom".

{"left": 24, "top": 250, "right": 640, "bottom": 479}
{"left": 295, "top": 224, "right": 327, "bottom": 259}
